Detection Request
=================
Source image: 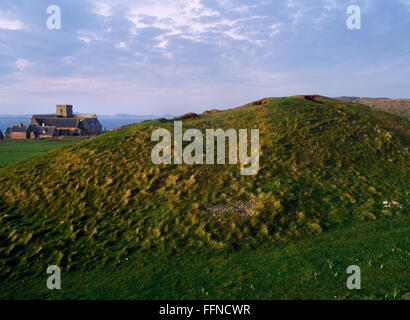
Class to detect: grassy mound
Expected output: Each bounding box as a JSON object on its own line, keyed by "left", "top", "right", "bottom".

{"left": 0, "top": 96, "right": 409, "bottom": 281}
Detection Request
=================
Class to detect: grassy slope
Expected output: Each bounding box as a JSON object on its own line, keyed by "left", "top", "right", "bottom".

{"left": 0, "top": 139, "right": 84, "bottom": 167}
{"left": 0, "top": 96, "right": 409, "bottom": 299}
{"left": 1, "top": 214, "right": 408, "bottom": 299}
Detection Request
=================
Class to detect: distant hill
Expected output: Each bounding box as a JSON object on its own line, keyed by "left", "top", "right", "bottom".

{"left": 99, "top": 113, "right": 174, "bottom": 119}
{"left": 0, "top": 95, "right": 408, "bottom": 286}
{"left": 335, "top": 97, "right": 410, "bottom": 119}
{"left": 112, "top": 113, "right": 152, "bottom": 118}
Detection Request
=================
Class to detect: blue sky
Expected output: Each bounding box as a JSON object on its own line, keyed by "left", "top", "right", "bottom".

{"left": 0, "top": 0, "right": 410, "bottom": 115}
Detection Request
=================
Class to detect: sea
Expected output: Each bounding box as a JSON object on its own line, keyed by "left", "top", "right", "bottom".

{"left": 0, "top": 115, "right": 167, "bottom": 136}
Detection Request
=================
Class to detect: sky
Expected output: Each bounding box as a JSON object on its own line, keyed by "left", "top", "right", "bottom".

{"left": 0, "top": 0, "right": 410, "bottom": 115}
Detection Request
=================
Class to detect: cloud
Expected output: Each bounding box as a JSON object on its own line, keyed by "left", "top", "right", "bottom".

{"left": 93, "top": 3, "right": 112, "bottom": 17}
{"left": 286, "top": 0, "right": 308, "bottom": 24}
{"left": 16, "top": 59, "right": 32, "bottom": 71}
{"left": 0, "top": 16, "right": 24, "bottom": 30}
{"left": 126, "top": 0, "right": 265, "bottom": 46}
{"left": 77, "top": 29, "right": 106, "bottom": 44}
{"left": 323, "top": 0, "right": 337, "bottom": 11}
{"left": 79, "top": 37, "right": 91, "bottom": 44}
{"left": 270, "top": 23, "right": 282, "bottom": 37}
{"left": 115, "top": 41, "right": 128, "bottom": 49}
{"left": 217, "top": 0, "right": 255, "bottom": 13}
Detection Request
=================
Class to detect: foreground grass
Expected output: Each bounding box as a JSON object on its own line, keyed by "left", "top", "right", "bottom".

{"left": 1, "top": 214, "right": 408, "bottom": 300}
{"left": 0, "top": 139, "right": 85, "bottom": 167}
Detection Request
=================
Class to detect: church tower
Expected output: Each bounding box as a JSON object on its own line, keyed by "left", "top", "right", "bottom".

{"left": 56, "top": 105, "right": 73, "bottom": 118}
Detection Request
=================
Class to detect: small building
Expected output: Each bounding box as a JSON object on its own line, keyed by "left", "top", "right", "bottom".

{"left": 7, "top": 124, "right": 30, "bottom": 140}
{"left": 0, "top": 129, "right": 4, "bottom": 139}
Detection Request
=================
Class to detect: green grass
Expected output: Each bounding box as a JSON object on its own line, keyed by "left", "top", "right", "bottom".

{"left": 1, "top": 214, "right": 408, "bottom": 299}
{"left": 0, "top": 96, "right": 408, "bottom": 299}
{"left": 0, "top": 139, "right": 84, "bottom": 167}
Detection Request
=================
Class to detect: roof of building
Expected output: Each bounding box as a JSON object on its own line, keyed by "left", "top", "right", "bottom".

{"left": 82, "top": 117, "right": 102, "bottom": 127}
{"left": 10, "top": 124, "right": 29, "bottom": 133}
{"left": 30, "top": 126, "right": 57, "bottom": 136}
{"left": 74, "top": 114, "right": 97, "bottom": 119}
{"left": 32, "top": 114, "right": 97, "bottom": 119}
{"left": 33, "top": 118, "right": 80, "bottom": 128}
{"left": 32, "top": 114, "right": 57, "bottom": 118}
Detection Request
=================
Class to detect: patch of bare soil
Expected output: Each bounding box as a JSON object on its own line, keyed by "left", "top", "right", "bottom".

{"left": 203, "top": 109, "right": 220, "bottom": 115}
{"left": 304, "top": 95, "right": 324, "bottom": 104}
{"left": 201, "top": 200, "right": 256, "bottom": 219}
{"left": 176, "top": 113, "right": 198, "bottom": 120}
{"left": 254, "top": 98, "right": 269, "bottom": 106}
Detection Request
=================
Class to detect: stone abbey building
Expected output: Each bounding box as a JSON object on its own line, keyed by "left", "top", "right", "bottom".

{"left": 6, "top": 105, "right": 103, "bottom": 140}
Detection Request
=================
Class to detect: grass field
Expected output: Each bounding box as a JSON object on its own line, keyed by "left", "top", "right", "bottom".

{"left": 1, "top": 214, "right": 408, "bottom": 299}
{"left": 0, "top": 139, "right": 85, "bottom": 167}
